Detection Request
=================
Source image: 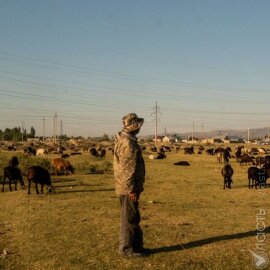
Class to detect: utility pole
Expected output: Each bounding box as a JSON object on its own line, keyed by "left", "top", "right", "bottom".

{"left": 192, "top": 121, "right": 194, "bottom": 143}
{"left": 201, "top": 124, "right": 204, "bottom": 141}
{"left": 53, "top": 115, "right": 55, "bottom": 143}
{"left": 60, "top": 120, "right": 63, "bottom": 137}
{"left": 155, "top": 102, "right": 158, "bottom": 142}
{"left": 53, "top": 113, "right": 57, "bottom": 143}
{"left": 55, "top": 113, "right": 57, "bottom": 143}
{"left": 247, "top": 125, "right": 250, "bottom": 145}
{"left": 151, "top": 101, "right": 161, "bottom": 143}
{"left": 164, "top": 127, "right": 167, "bottom": 137}
{"left": 21, "top": 121, "right": 24, "bottom": 142}
{"left": 42, "top": 117, "right": 45, "bottom": 142}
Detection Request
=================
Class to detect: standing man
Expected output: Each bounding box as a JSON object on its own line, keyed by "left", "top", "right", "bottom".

{"left": 113, "top": 113, "right": 149, "bottom": 257}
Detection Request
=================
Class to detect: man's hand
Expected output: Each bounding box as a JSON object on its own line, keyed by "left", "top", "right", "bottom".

{"left": 129, "top": 192, "right": 138, "bottom": 202}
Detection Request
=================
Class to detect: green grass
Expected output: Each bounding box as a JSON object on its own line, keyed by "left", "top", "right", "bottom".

{"left": 0, "top": 148, "right": 269, "bottom": 270}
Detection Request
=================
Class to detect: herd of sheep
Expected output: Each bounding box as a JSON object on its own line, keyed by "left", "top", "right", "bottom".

{"left": 1, "top": 143, "right": 108, "bottom": 193}
{"left": 1, "top": 142, "right": 269, "bottom": 194}
{"left": 148, "top": 144, "right": 269, "bottom": 190}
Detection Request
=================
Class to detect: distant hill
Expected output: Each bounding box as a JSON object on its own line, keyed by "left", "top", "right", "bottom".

{"left": 141, "top": 127, "right": 270, "bottom": 140}
{"left": 183, "top": 127, "right": 269, "bottom": 139}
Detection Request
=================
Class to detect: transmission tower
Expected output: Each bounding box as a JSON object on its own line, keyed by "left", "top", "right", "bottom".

{"left": 42, "top": 117, "right": 45, "bottom": 142}
{"left": 151, "top": 101, "right": 161, "bottom": 142}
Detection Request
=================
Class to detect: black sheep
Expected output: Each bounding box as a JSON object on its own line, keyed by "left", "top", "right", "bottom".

{"left": 90, "top": 147, "right": 100, "bottom": 157}
{"left": 2, "top": 166, "right": 24, "bottom": 192}
{"left": 184, "top": 146, "right": 194, "bottom": 154}
{"left": 99, "top": 148, "right": 106, "bottom": 158}
{"left": 248, "top": 166, "right": 268, "bottom": 189}
{"left": 239, "top": 154, "right": 255, "bottom": 166}
{"left": 221, "top": 164, "right": 234, "bottom": 189}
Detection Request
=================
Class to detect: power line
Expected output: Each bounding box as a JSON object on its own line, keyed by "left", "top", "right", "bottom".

{"left": 1, "top": 52, "right": 270, "bottom": 94}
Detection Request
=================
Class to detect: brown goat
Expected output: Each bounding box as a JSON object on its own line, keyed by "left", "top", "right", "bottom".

{"left": 52, "top": 158, "right": 74, "bottom": 176}
{"left": 25, "top": 166, "right": 53, "bottom": 195}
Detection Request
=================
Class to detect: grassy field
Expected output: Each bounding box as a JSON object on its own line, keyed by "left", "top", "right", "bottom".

{"left": 0, "top": 147, "right": 269, "bottom": 270}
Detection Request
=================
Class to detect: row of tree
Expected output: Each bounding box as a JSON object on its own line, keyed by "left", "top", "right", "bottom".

{"left": 0, "top": 127, "right": 36, "bottom": 141}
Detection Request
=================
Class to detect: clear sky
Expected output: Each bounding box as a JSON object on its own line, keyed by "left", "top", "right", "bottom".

{"left": 1, "top": 0, "right": 270, "bottom": 137}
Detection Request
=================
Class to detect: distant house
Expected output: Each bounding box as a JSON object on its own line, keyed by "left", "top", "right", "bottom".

{"left": 27, "top": 138, "right": 40, "bottom": 142}
{"left": 223, "top": 135, "right": 244, "bottom": 144}
{"left": 162, "top": 136, "right": 175, "bottom": 143}
{"left": 202, "top": 136, "right": 223, "bottom": 144}
{"left": 153, "top": 136, "right": 164, "bottom": 143}
{"left": 202, "top": 135, "right": 244, "bottom": 144}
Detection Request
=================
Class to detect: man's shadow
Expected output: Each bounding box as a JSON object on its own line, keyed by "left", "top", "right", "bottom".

{"left": 150, "top": 227, "right": 270, "bottom": 254}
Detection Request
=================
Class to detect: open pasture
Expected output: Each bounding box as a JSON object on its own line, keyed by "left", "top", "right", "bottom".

{"left": 0, "top": 146, "right": 269, "bottom": 270}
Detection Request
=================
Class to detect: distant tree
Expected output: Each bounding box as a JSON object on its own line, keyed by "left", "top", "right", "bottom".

{"left": 4, "top": 128, "right": 12, "bottom": 141}
{"left": 102, "top": 133, "right": 110, "bottom": 141}
{"left": 0, "top": 126, "right": 38, "bottom": 141}
{"left": 90, "top": 133, "right": 111, "bottom": 142}
{"left": 29, "top": 126, "right": 35, "bottom": 138}
{"left": 59, "top": 134, "right": 69, "bottom": 141}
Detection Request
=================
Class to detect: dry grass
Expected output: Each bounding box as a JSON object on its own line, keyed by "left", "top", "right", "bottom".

{"left": 0, "top": 147, "right": 269, "bottom": 270}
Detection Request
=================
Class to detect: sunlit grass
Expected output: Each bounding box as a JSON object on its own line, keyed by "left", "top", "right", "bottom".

{"left": 0, "top": 147, "right": 269, "bottom": 269}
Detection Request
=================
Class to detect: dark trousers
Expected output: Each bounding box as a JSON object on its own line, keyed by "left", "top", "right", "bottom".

{"left": 119, "top": 195, "right": 143, "bottom": 254}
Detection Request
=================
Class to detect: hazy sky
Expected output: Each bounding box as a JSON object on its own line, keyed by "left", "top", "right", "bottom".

{"left": 1, "top": 0, "right": 270, "bottom": 137}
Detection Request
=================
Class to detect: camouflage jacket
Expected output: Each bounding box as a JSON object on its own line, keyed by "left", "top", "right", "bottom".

{"left": 113, "top": 131, "right": 145, "bottom": 195}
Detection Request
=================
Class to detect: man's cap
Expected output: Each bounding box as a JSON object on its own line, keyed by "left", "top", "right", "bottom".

{"left": 122, "top": 113, "right": 144, "bottom": 132}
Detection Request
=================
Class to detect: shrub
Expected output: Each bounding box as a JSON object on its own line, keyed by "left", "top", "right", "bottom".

{"left": 0, "top": 153, "right": 52, "bottom": 177}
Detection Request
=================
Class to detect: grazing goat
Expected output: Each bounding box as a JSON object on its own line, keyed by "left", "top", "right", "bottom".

{"left": 258, "top": 148, "right": 266, "bottom": 154}
{"left": 89, "top": 147, "right": 100, "bottom": 157}
{"left": 235, "top": 146, "right": 244, "bottom": 158}
{"left": 221, "top": 164, "right": 234, "bottom": 189}
{"left": 2, "top": 166, "right": 24, "bottom": 192}
{"left": 149, "top": 152, "right": 166, "bottom": 159}
{"left": 160, "top": 146, "right": 171, "bottom": 152}
{"left": 155, "top": 152, "right": 166, "bottom": 159}
{"left": 216, "top": 147, "right": 231, "bottom": 163}
{"left": 57, "top": 146, "right": 65, "bottom": 154}
{"left": 24, "top": 166, "right": 53, "bottom": 195}
{"left": 198, "top": 146, "right": 204, "bottom": 151}
{"left": 248, "top": 167, "right": 263, "bottom": 189}
{"left": 52, "top": 158, "right": 74, "bottom": 176}
{"left": 7, "top": 145, "right": 16, "bottom": 151}
{"left": 206, "top": 148, "right": 215, "bottom": 155}
{"left": 99, "top": 148, "right": 106, "bottom": 158}
{"left": 239, "top": 154, "right": 255, "bottom": 166}
{"left": 217, "top": 152, "right": 223, "bottom": 163}
{"left": 184, "top": 146, "right": 194, "bottom": 155}
{"left": 248, "top": 166, "right": 270, "bottom": 189}
{"left": 36, "top": 148, "right": 48, "bottom": 157}
{"left": 24, "top": 147, "right": 36, "bottom": 156}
